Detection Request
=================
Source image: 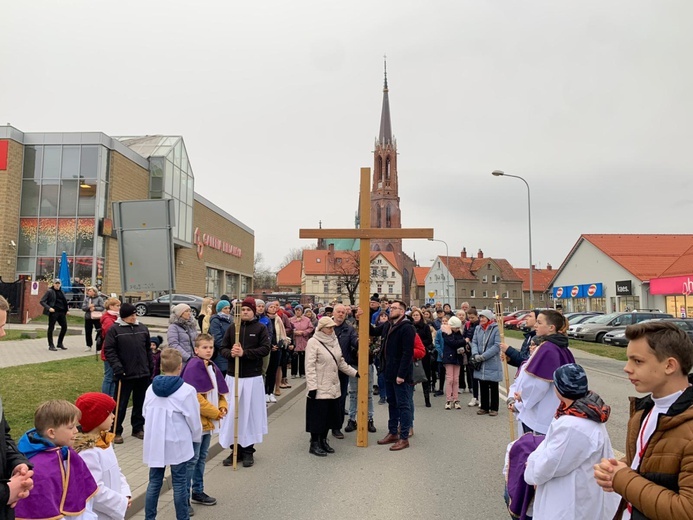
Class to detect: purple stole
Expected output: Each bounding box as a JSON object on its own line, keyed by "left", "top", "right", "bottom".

{"left": 14, "top": 447, "right": 98, "bottom": 520}
{"left": 181, "top": 356, "right": 229, "bottom": 394}
{"left": 523, "top": 341, "right": 575, "bottom": 381}
{"left": 507, "top": 433, "right": 545, "bottom": 520}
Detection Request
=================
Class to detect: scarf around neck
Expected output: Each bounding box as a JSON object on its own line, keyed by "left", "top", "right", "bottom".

{"left": 555, "top": 391, "right": 610, "bottom": 423}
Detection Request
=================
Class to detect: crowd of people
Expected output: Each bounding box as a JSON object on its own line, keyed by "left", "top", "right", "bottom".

{"left": 3, "top": 289, "right": 693, "bottom": 519}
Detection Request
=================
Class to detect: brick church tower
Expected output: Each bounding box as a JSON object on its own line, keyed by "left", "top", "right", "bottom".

{"left": 369, "top": 61, "right": 415, "bottom": 301}
{"left": 370, "top": 61, "right": 403, "bottom": 260}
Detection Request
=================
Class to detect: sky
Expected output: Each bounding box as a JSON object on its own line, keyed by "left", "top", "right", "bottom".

{"left": 3, "top": 1, "right": 693, "bottom": 273}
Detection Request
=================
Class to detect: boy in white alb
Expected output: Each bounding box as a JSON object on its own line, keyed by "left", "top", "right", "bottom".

{"left": 143, "top": 348, "right": 201, "bottom": 520}
{"left": 525, "top": 364, "right": 619, "bottom": 520}
{"left": 74, "top": 392, "right": 131, "bottom": 520}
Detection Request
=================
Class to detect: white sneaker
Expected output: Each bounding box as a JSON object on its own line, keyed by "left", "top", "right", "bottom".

{"left": 269, "top": 394, "right": 277, "bottom": 403}
{"left": 468, "top": 398, "right": 479, "bottom": 407}
{"left": 265, "top": 394, "right": 270, "bottom": 403}
{"left": 84, "top": 347, "right": 92, "bottom": 352}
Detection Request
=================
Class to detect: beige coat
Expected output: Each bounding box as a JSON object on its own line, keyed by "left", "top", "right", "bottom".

{"left": 305, "top": 331, "right": 357, "bottom": 399}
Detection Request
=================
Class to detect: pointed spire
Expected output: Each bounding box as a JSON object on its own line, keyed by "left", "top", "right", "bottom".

{"left": 379, "top": 55, "right": 392, "bottom": 145}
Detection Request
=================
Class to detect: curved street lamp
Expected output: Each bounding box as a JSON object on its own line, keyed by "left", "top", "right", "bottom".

{"left": 492, "top": 170, "right": 534, "bottom": 308}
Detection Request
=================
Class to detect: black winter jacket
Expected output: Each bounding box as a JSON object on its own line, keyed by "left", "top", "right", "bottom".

{"left": 0, "top": 407, "right": 30, "bottom": 520}
{"left": 104, "top": 320, "right": 152, "bottom": 380}
{"left": 220, "top": 317, "right": 271, "bottom": 378}
{"left": 379, "top": 317, "right": 415, "bottom": 383}
{"left": 39, "top": 288, "right": 68, "bottom": 315}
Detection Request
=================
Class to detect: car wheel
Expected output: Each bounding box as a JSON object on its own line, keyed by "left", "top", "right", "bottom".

{"left": 189, "top": 307, "right": 198, "bottom": 319}
{"left": 135, "top": 304, "right": 148, "bottom": 317}
{"left": 596, "top": 332, "right": 606, "bottom": 344}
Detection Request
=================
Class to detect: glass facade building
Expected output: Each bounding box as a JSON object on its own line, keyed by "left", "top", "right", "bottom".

{"left": 18, "top": 143, "right": 109, "bottom": 286}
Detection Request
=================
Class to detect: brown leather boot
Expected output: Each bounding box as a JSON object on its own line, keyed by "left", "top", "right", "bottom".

{"left": 389, "top": 439, "right": 410, "bottom": 451}
{"left": 377, "top": 433, "right": 399, "bottom": 445}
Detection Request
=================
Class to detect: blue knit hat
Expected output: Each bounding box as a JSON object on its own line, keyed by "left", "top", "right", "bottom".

{"left": 553, "top": 363, "right": 588, "bottom": 399}
{"left": 216, "top": 300, "right": 231, "bottom": 313}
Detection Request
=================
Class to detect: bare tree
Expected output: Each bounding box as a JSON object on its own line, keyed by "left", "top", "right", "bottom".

{"left": 254, "top": 252, "right": 277, "bottom": 291}
{"left": 330, "top": 251, "right": 388, "bottom": 305}
{"left": 278, "top": 244, "right": 316, "bottom": 270}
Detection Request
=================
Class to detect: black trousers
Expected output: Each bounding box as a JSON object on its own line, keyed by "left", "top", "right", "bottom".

{"left": 464, "top": 363, "right": 476, "bottom": 396}
{"left": 265, "top": 349, "right": 281, "bottom": 394}
{"left": 47, "top": 312, "right": 68, "bottom": 347}
{"left": 84, "top": 318, "right": 101, "bottom": 347}
{"left": 114, "top": 376, "right": 149, "bottom": 436}
{"left": 337, "top": 371, "right": 349, "bottom": 429}
{"left": 291, "top": 351, "right": 305, "bottom": 377}
{"left": 478, "top": 380, "right": 499, "bottom": 412}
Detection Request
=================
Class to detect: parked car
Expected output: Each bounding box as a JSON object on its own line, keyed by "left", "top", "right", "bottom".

{"left": 567, "top": 315, "right": 602, "bottom": 338}
{"left": 134, "top": 294, "right": 204, "bottom": 318}
{"left": 573, "top": 311, "right": 673, "bottom": 343}
{"left": 503, "top": 310, "right": 531, "bottom": 324}
{"left": 604, "top": 318, "right": 693, "bottom": 347}
{"left": 505, "top": 312, "right": 532, "bottom": 330}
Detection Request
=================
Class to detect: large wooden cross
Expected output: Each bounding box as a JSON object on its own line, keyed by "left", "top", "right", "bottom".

{"left": 299, "top": 167, "right": 434, "bottom": 446}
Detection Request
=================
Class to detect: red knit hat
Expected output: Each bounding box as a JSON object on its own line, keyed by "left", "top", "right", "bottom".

{"left": 75, "top": 392, "right": 116, "bottom": 433}
{"left": 241, "top": 296, "right": 256, "bottom": 315}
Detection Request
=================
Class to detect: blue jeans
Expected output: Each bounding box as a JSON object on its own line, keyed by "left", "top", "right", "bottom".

{"left": 145, "top": 462, "right": 189, "bottom": 520}
{"left": 102, "top": 361, "right": 116, "bottom": 398}
{"left": 348, "top": 367, "right": 374, "bottom": 420}
{"left": 385, "top": 381, "right": 412, "bottom": 440}
{"left": 187, "top": 433, "right": 211, "bottom": 495}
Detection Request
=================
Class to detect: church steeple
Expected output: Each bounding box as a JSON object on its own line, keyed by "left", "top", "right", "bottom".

{"left": 379, "top": 56, "right": 393, "bottom": 146}
{"left": 371, "top": 58, "right": 402, "bottom": 265}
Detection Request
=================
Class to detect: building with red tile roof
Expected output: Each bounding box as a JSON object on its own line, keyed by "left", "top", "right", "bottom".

{"left": 515, "top": 265, "right": 555, "bottom": 307}
{"left": 409, "top": 266, "right": 430, "bottom": 307}
{"left": 276, "top": 260, "right": 302, "bottom": 292}
{"left": 549, "top": 234, "right": 693, "bottom": 316}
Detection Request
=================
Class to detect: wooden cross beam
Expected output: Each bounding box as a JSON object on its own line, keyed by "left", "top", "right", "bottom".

{"left": 299, "top": 167, "right": 434, "bottom": 447}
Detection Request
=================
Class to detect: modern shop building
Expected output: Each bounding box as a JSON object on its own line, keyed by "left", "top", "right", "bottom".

{"left": 550, "top": 234, "right": 693, "bottom": 314}
{"left": 0, "top": 126, "right": 253, "bottom": 300}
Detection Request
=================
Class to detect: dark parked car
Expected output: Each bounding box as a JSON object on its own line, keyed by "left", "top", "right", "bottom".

{"left": 134, "top": 294, "right": 204, "bottom": 318}
{"left": 604, "top": 318, "right": 693, "bottom": 347}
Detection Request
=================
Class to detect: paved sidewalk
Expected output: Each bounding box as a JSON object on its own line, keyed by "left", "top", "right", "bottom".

{"left": 0, "top": 324, "right": 305, "bottom": 518}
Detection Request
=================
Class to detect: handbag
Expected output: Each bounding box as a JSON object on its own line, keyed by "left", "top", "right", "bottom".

{"left": 90, "top": 311, "right": 103, "bottom": 319}
{"left": 411, "top": 359, "right": 427, "bottom": 384}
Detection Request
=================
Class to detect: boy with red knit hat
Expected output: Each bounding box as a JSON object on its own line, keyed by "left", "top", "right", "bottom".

{"left": 73, "top": 392, "right": 131, "bottom": 519}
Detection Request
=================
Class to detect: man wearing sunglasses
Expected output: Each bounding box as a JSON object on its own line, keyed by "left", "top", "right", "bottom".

{"left": 40, "top": 278, "right": 69, "bottom": 351}
{"left": 375, "top": 300, "right": 415, "bottom": 451}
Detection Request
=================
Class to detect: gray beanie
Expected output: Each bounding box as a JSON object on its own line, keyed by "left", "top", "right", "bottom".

{"left": 478, "top": 309, "right": 495, "bottom": 321}
{"left": 553, "top": 363, "right": 589, "bottom": 400}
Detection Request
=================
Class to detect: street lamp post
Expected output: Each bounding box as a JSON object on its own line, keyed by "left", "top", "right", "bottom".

{"left": 492, "top": 170, "right": 533, "bottom": 309}
{"left": 429, "top": 238, "right": 450, "bottom": 307}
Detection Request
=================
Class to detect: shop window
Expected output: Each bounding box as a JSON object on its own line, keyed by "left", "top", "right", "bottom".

{"left": 74, "top": 257, "right": 94, "bottom": 286}
{"left": 16, "top": 257, "right": 36, "bottom": 274}
{"left": 37, "top": 219, "right": 57, "bottom": 257}
{"left": 18, "top": 218, "right": 38, "bottom": 256}
{"left": 80, "top": 146, "right": 99, "bottom": 178}
{"left": 37, "top": 257, "right": 57, "bottom": 281}
{"left": 20, "top": 181, "right": 40, "bottom": 216}
{"left": 59, "top": 181, "right": 79, "bottom": 216}
{"left": 75, "top": 219, "right": 95, "bottom": 256}
{"left": 61, "top": 146, "right": 80, "bottom": 179}
{"left": 23, "top": 146, "right": 43, "bottom": 180}
{"left": 206, "top": 268, "right": 220, "bottom": 297}
{"left": 56, "top": 218, "right": 76, "bottom": 256}
{"left": 78, "top": 183, "right": 97, "bottom": 216}
{"left": 39, "top": 184, "right": 59, "bottom": 217}
{"left": 42, "top": 146, "right": 61, "bottom": 179}
{"left": 225, "top": 273, "right": 238, "bottom": 298}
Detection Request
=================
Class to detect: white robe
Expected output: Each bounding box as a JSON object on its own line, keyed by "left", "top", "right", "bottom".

{"left": 142, "top": 382, "right": 202, "bottom": 467}
{"left": 78, "top": 445, "right": 131, "bottom": 520}
{"left": 219, "top": 375, "right": 267, "bottom": 449}
{"left": 524, "top": 415, "right": 620, "bottom": 520}
{"left": 514, "top": 372, "right": 559, "bottom": 435}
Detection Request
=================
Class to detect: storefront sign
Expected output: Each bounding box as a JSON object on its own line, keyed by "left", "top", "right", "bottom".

{"left": 552, "top": 282, "right": 603, "bottom": 299}
{"left": 651, "top": 275, "right": 693, "bottom": 296}
{"left": 193, "top": 227, "right": 242, "bottom": 260}
{"left": 0, "top": 140, "right": 7, "bottom": 170}
{"left": 615, "top": 280, "right": 632, "bottom": 296}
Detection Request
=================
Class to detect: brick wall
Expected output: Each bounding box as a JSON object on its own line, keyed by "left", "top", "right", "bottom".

{"left": 0, "top": 140, "right": 23, "bottom": 281}
{"left": 22, "top": 280, "right": 49, "bottom": 323}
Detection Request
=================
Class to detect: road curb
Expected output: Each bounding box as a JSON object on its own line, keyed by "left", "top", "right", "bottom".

{"left": 126, "top": 379, "right": 306, "bottom": 518}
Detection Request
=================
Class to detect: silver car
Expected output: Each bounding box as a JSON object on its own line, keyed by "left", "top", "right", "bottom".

{"left": 573, "top": 311, "right": 673, "bottom": 343}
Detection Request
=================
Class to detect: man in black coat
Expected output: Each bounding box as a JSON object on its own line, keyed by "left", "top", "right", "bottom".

{"left": 104, "top": 302, "right": 152, "bottom": 444}
{"left": 375, "top": 300, "right": 415, "bottom": 451}
{"left": 39, "top": 279, "right": 69, "bottom": 351}
{"left": 0, "top": 295, "right": 33, "bottom": 519}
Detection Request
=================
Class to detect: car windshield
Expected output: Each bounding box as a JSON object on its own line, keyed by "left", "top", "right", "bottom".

{"left": 568, "top": 314, "right": 589, "bottom": 324}
{"left": 591, "top": 312, "right": 620, "bottom": 324}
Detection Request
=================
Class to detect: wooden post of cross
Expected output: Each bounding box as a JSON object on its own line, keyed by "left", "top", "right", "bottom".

{"left": 299, "top": 167, "right": 434, "bottom": 447}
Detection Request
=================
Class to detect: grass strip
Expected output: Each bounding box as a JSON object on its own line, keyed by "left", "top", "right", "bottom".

{"left": 31, "top": 314, "right": 85, "bottom": 325}
{"left": 504, "top": 330, "right": 627, "bottom": 362}
{"left": 0, "top": 356, "right": 104, "bottom": 436}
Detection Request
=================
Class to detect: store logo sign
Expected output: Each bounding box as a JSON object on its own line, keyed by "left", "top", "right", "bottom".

{"left": 571, "top": 285, "right": 580, "bottom": 297}
{"left": 587, "top": 284, "right": 598, "bottom": 297}
{"left": 683, "top": 278, "right": 693, "bottom": 296}
{"left": 193, "top": 227, "right": 242, "bottom": 260}
{"left": 615, "top": 280, "right": 632, "bottom": 296}
{"left": 555, "top": 287, "right": 563, "bottom": 298}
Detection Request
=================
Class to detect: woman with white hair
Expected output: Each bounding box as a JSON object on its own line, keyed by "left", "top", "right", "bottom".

{"left": 304, "top": 317, "right": 358, "bottom": 457}
{"left": 470, "top": 309, "right": 501, "bottom": 416}
{"left": 167, "top": 303, "right": 199, "bottom": 365}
